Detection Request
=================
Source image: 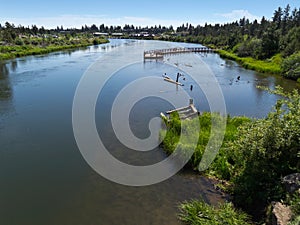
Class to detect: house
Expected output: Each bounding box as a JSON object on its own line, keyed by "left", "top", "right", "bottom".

{"left": 93, "top": 32, "right": 109, "bottom": 36}
{"left": 111, "top": 33, "right": 124, "bottom": 36}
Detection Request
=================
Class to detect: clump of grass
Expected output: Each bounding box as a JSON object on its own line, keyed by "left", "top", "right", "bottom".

{"left": 178, "top": 198, "right": 252, "bottom": 225}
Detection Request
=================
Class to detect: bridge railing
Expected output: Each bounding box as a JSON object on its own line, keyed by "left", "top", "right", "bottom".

{"left": 144, "top": 47, "right": 214, "bottom": 55}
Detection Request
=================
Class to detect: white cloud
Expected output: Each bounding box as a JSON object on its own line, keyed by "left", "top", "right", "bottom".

{"left": 0, "top": 11, "right": 261, "bottom": 29}
{"left": 0, "top": 15, "right": 183, "bottom": 29}
{"left": 216, "top": 10, "right": 260, "bottom": 22}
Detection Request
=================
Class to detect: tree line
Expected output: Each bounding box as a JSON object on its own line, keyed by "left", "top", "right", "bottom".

{"left": 0, "top": 22, "right": 108, "bottom": 60}
{"left": 1, "top": 4, "right": 299, "bottom": 80}
{"left": 174, "top": 4, "right": 300, "bottom": 58}
{"left": 0, "top": 22, "right": 174, "bottom": 40}
{"left": 164, "top": 4, "right": 300, "bottom": 81}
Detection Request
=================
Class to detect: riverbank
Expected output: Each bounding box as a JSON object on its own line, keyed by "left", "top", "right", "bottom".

{"left": 0, "top": 38, "right": 109, "bottom": 60}
{"left": 160, "top": 87, "right": 300, "bottom": 224}
{"left": 216, "top": 49, "right": 282, "bottom": 74}
{"left": 153, "top": 36, "right": 283, "bottom": 74}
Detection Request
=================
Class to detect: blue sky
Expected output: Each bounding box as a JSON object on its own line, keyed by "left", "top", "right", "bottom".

{"left": 0, "top": 1, "right": 299, "bottom": 28}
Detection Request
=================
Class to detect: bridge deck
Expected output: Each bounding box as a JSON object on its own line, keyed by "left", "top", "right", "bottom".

{"left": 144, "top": 47, "right": 214, "bottom": 59}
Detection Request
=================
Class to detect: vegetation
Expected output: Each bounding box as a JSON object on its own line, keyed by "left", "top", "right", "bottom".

{"left": 1, "top": 4, "right": 299, "bottom": 224}
{"left": 179, "top": 199, "right": 251, "bottom": 225}
{"left": 160, "top": 112, "right": 250, "bottom": 179}
{"left": 161, "top": 86, "right": 300, "bottom": 223}
{"left": 0, "top": 22, "right": 108, "bottom": 60}
{"left": 282, "top": 51, "right": 300, "bottom": 81}
{"left": 217, "top": 50, "right": 282, "bottom": 74}
{"left": 229, "top": 87, "right": 300, "bottom": 211}
{"left": 287, "top": 194, "right": 300, "bottom": 224}
{"left": 1, "top": 5, "right": 299, "bottom": 78}
{"left": 157, "top": 4, "right": 300, "bottom": 80}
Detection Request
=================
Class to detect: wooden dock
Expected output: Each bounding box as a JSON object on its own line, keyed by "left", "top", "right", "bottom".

{"left": 160, "top": 99, "right": 199, "bottom": 121}
{"left": 144, "top": 47, "right": 214, "bottom": 59}
{"left": 163, "top": 77, "right": 184, "bottom": 86}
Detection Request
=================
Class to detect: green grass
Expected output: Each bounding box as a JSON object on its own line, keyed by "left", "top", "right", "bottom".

{"left": 161, "top": 87, "right": 300, "bottom": 224}
{"left": 0, "top": 38, "right": 108, "bottom": 60}
{"left": 160, "top": 112, "right": 250, "bottom": 179}
{"left": 217, "top": 50, "right": 282, "bottom": 74}
{"left": 179, "top": 198, "right": 252, "bottom": 225}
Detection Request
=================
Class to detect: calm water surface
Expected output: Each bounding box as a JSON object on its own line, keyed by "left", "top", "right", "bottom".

{"left": 0, "top": 39, "right": 298, "bottom": 225}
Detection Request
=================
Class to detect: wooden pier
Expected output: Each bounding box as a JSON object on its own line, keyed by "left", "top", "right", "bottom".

{"left": 163, "top": 76, "right": 184, "bottom": 86}
{"left": 144, "top": 47, "right": 214, "bottom": 59}
{"left": 160, "top": 99, "right": 199, "bottom": 121}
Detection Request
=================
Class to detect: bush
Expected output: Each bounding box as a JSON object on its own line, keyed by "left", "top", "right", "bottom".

{"left": 31, "top": 39, "right": 40, "bottom": 46}
{"left": 230, "top": 86, "right": 300, "bottom": 209}
{"left": 288, "top": 194, "right": 300, "bottom": 225}
{"left": 281, "top": 51, "right": 300, "bottom": 80}
{"left": 15, "top": 38, "right": 24, "bottom": 46}
{"left": 236, "top": 38, "right": 262, "bottom": 59}
{"left": 161, "top": 86, "right": 300, "bottom": 221}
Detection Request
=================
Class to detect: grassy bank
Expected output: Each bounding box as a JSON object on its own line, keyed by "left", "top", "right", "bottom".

{"left": 160, "top": 87, "right": 300, "bottom": 224}
{"left": 216, "top": 49, "right": 282, "bottom": 74}
{"left": 155, "top": 35, "right": 283, "bottom": 75}
{"left": 0, "top": 38, "right": 108, "bottom": 60}
{"left": 160, "top": 112, "right": 250, "bottom": 179}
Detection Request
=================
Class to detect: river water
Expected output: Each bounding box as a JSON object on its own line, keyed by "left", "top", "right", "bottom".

{"left": 0, "top": 39, "right": 298, "bottom": 225}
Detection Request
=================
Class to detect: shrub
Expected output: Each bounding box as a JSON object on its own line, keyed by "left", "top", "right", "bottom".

{"left": 15, "top": 38, "right": 24, "bottom": 46}
{"left": 230, "top": 86, "right": 300, "bottom": 209}
{"left": 288, "top": 194, "right": 300, "bottom": 225}
{"left": 281, "top": 51, "right": 300, "bottom": 80}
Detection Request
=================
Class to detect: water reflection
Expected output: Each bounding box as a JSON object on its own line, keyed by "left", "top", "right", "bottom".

{"left": 0, "top": 62, "right": 9, "bottom": 78}
{"left": 0, "top": 39, "right": 299, "bottom": 225}
{"left": 10, "top": 60, "right": 18, "bottom": 72}
{"left": 0, "top": 62, "right": 12, "bottom": 99}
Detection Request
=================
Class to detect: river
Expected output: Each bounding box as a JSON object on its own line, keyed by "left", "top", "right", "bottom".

{"left": 0, "top": 39, "right": 298, "bottom": 225}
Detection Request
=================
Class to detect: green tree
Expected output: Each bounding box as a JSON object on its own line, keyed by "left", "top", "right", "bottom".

{"left": 91, "top": 24, "right": 98, "bottom": 32}
{"left": 281, "top": 51, "right": 300, "bottom": 80}
{"left": 273, "top": 7, "right": 283, "bottom": 28}
{"left": 261, "top": 26, "right": 279, "bottom": 58}
{"left": 31, "top": 25, "right": 38, "bottom": 35}
{"left": 281, "top": 4, "right": 291, "bottom": 34}
{"left": 283, "top": 26, "right": 300, "bottom": 56}
{"left": 231, "top": 86, "right": 300, "bottom": 209}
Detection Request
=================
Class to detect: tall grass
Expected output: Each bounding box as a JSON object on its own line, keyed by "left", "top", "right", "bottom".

{"left": 217, "top": 50, "right": 282, "bottom": 74}
{"left": 160, "top": 112, "right": 250, "bottom": 179}
{"left": 179, "top": 198, "right": 251, "bottom": 225}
